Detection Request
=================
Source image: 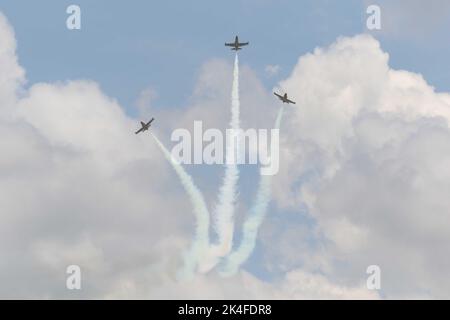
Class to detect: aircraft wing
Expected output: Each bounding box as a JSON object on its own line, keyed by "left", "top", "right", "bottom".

{"left": 287, "top": 99, "right": 296, "bottom": 104}
{"left": 274, "top": 92, "right": 283, "bottom": 99}
{"left": 135, "top": 127, "right": 144, "bottom": 135}
{"left": 239, "top": 42, "right": 249, "bottom": 46}
{"left": 225, "top": 43, "right": 234, "bottom": 46}
{"left": 147, "top": 118, "right": 155, "bottom": 126}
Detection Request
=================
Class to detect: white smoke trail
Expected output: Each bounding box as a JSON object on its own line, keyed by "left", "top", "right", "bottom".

{"left": 199, "top": 53, "right": 241, "bottom": 272}
{"left": 151, "top": 133, "right": 210, "bottom": 280}
{"left": 220, "top": 107, "right": 285, "bottom": 276}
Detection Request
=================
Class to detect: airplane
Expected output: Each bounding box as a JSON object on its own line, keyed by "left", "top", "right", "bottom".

{"left": 274, "top": 92, "right": 296, "bottom": 104}
{"left": 225, "top": 35, "right": 249, "bottom": 51}
{"left": 135, "top": 118, "right": 155, "bottom": 134}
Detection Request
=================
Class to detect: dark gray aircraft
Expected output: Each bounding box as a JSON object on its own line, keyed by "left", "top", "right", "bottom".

{"left": 135, "top": 118, "right": 155, "bottom": 134}
{"left": 225, "top": 36, "right": 249, "bottom": 51}
{"left": 274, "top": 92, "right": 296, "bottom": 104}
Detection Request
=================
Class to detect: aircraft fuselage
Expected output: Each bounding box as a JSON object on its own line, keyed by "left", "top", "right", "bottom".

{"left": 225, "top": 35, "right": 248, "bottom": 51}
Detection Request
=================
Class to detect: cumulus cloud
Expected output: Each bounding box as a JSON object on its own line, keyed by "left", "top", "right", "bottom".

{"left": 136, "top": 87, "right": 158, "bottom": 118}
{"left": 0, "top": 12, "right": 376, "bottom": 299}
{"left": 3, "top": 7, "right": 449, "bottom": 298}
{"left": 273, "top": 34, "right": 450, "bottom": 298}
{"left": 0, "top": 12, "right": 24, "bottom": 116}
{"left": 107, "top": 269, "right": 378, "bottom": 300}
{"left": 0, "top": 12, "right": 188, "bottom": 298}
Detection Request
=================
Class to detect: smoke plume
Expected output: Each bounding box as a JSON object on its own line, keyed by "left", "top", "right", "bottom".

{"left": 220, "top": 107, "right": 285, "bottom": 276}
{"left": 151, "top": 133, "right": 210, "bottom": 279}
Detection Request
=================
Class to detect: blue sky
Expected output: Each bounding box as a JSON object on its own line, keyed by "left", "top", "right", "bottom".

{"left": 2, "top": 0, "right": 450, "bottom": 114}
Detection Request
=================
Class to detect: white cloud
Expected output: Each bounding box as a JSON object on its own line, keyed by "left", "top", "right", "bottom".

{"left": 107, "top": 269, "right": 377, "bottom": 300}
{"left": 273, "top": 34, "right": 450, "bottom": 298}
{"left": 0, "top": 12, "right": 24, "bottom": 116}
{"left": 0, "top": 12, "right": 379, "bottom": 299}
{"left": 2, "top": 8, "right": 449, "bottom": 298}
{"left": 0, "top": 12, "right": 188, "bottom": 298}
